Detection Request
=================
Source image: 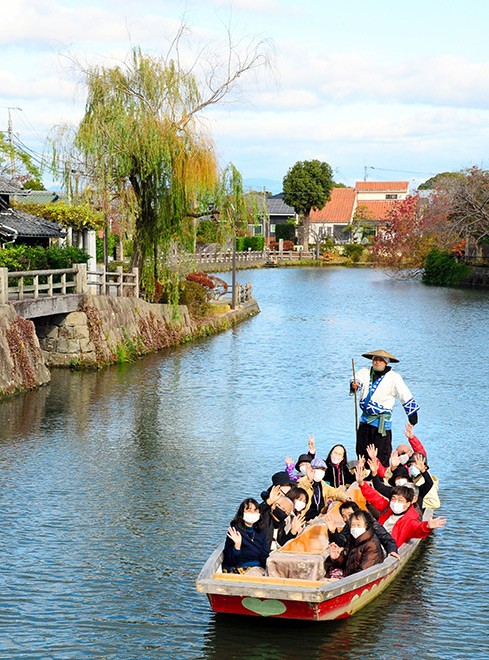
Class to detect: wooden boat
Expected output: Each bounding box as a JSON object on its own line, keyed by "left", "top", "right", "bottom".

{"left": 196, "top": 487, "right": 433, "bottom": 621}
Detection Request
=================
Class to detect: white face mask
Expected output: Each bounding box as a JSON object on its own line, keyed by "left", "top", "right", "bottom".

{"left": 294, "top": 500, "right": 306, "bottom": 512}
{"left": 313, "top": 470, "right": 325, "bottom": 482}
{"left": 395, "top": 478, "right": 408, "bottom": 486}
{"left": 330, "top": 453, "right": 343, "bottom": 465}
{"left": 390, "top": 501, "right": 407, "bottom": 515}
{"left": 299, "top": 465, "right": 308, "bottom": 475}
{"left": 409, "top": 465, "right": 421, "bottom": 478}
{"left": 350, "top": 526, "right": 366, "bottom": 539}
{"left": 243, "top": 512, "right": 260, "bottom": 525}
{"left": 399, "top": 454, "right": 410, "bottom": 465}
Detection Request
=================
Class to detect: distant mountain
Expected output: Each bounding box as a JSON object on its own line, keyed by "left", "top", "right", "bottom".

{"left": 243, "top": 178, "right": 283, "bottom": 195}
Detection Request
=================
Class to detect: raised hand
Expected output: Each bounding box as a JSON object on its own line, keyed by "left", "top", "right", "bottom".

{"left": 308, "top": 434, "right": 316, "bottom": 455}
{"left": 355, "top": 462, "right": 365, "bottom": 486}
{"left": 404, "top": 422, "right": 414, "bottom": 439}
{"left": 413, "top": 453, "right": 426, "bottom": 473}
{"left": 366, "top": 444, "right": 378, "bottom": 460}
{"left": 285, "top": 455, "right": 294, "bottom": 465}
{"left": 226, "top": 526, "right": 242, "bottom": 549}
{"left": 390, "top": 449, "right": 400, "bottom": 469}
{"left": 367, "top": 457, "right": 378, "bottom": 477}
{"left": 291, "top": 513, "right": 305, "bottom": 536}
{"left": 267, "top": 485, "right": 283, "bottom": 505}
{"left": 328, "top": 542, "right": 343, "bottom": 561}
{"left": 427, "top": 516, "right": 447, "bottom": 530}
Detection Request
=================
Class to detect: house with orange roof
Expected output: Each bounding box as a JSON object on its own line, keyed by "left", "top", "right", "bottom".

{"left": 308, "top": 181, "right": 410, "bottom": 244}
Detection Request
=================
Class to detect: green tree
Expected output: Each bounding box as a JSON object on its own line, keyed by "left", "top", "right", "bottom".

{"left": 282, "top": 160, "right": 334, "bottom": 247}
{"left": 53, "top": 30, "right": 272, "bottom": 296}
{"left": 0, "top": 133, "right": 44, "bottom": 189}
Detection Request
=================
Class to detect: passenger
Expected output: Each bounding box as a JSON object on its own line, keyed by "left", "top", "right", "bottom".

{"left": 297, "top": 458, "right": 348, "bottom": 521}
{"left": 367, "top": 454, "right": 435, "bottom": 510}
{"left": 323, "top": 444, "right": 355, "bottom": 487}
{"left": 286, "top": 485, "right": 309, "bottom": 514}
{"left": 343, "top": 510, "right": 385, "bottom": 576}
{"left": 223, "top": 498, "right": 269, "bottom": 574}
{"left": 368, "top": 423, "right": 427, "bottom": 480}
{"left": 333, "top": 501, "right": 400, "bottom": 559}
{"left": 355, "top": 464, "right": 447, "bottom": 547}
{"left": 285, "top": 434, "right": 316, "bottom": 482}
{"left": 324, "top": 538, "right": 348, "bottom": 579}
{"left": 259, "top": 488, "right": 300, "bottom": 551}
{"left": 260, "top": 470, "right": 294, "bottom": 502}
{"left": 408, "top": 453, "right": 441, "bottom": 509}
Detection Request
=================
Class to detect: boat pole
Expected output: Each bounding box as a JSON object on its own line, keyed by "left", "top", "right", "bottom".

{"left": 351, "top": 357, "right": 359, "bottom": 434}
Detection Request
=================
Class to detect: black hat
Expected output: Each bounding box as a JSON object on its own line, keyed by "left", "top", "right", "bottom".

{"left": 295, "top": 454, "right": 313, "bottom": 472}
{"left": 388, "top": 465, "right": 410, "bottom": 487}
{"left": 271, "top": 471, "right": 292, "bottom": 487}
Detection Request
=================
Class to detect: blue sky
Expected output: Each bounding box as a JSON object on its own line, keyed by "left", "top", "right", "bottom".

{"left": 2, "top": 0, "right": 489, "bottom": 192}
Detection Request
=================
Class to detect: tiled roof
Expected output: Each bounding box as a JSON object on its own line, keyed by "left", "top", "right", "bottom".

{"left": 0, "top": 175, "right": 27, "bottom": 195}
{"left": 0, "top": 208, "right": 66, "bottom": 238}
{"left": 355, "top": 181, "right": 409, "bottom": 192}
{"left": 309, "top": 188, "right": 356, "bottom": 223}
{"left": 266, "top": 193, "right": 296, "bottom": 216}
{"left": 354, "top": 200, "right": 399, "bottom": 222}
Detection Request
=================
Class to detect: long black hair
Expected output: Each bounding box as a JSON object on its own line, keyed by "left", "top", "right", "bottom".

{"left": 230, "top": 498, "right": 263, "bottom": 531}
{"left": 325, "top": 444, "right": 349, "bottom": 467}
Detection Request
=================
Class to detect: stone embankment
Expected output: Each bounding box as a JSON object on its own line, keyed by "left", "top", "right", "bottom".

{"left": 0, "top": 295, "right": 259, "bottom": 397}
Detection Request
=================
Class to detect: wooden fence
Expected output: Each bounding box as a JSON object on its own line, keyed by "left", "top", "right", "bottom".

{"left": 0, "top": 264, "right": 139, "bottom": 304}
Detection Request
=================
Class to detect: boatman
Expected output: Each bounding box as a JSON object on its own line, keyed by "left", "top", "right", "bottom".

{"left": 350, "top": 349, "right": 419, "bottom": 467}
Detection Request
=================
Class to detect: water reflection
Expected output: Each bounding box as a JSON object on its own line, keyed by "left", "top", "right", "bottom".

{"left": 0, "top": 268, "right": 488, "bottom": 658}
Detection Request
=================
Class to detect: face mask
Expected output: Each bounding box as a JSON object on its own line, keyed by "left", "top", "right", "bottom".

{"left": 399, "top": 454, "right": 409, "bottom": 465}
{"left": 299, "top": 465, "right": 308, "bottom": 475}
{"left": 409, "top": 465, "right": 421, "bottom": 478}
{"left": 243, "top": 512, "right": 260, "bottom": 525}
{"left": 390, "top": 501, "right": 407, "bottom": 515}
{"left": 395, "top": 478, "right": 408, "bottom": 487}
{"left": 272, "top": 507, "right": 288, "bottom": 522}
{"left": 294, "top": 500, "right": 306, "bottom": 512}
{"left": 313, "top": 470, "right": 325, "bottom": 482}
{"left": 350, "top": 526, "right": 366, "bottom": 539}
{"left": 330, "top": 453, "right": 343, "bottom": 465}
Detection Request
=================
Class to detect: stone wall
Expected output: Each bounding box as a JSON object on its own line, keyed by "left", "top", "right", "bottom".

{"left": 0, "top": 304, "right": 50, "bottom": 396}
{"left": 0, "top": 295, "right": 259, "bottom": 396}
{"left": 36, "top": 295, "right": 259, "bottom": 368}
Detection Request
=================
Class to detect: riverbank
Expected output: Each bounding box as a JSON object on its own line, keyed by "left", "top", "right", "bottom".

{"left": 0, "top": 296, "right": 259, "bottom": 397}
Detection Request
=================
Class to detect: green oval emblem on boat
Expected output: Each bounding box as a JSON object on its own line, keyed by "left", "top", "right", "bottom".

{"left": 241, "top": 597, "right": 287, "bottom": 617}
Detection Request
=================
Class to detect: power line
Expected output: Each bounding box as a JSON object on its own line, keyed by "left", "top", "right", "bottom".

{"left": 369, "top": 166, "right": 436, "bottom": 177}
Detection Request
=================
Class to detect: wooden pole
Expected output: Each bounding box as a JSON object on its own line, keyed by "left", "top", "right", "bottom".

{"left": 351, "top": 357, "right": 359, "bottom": 434}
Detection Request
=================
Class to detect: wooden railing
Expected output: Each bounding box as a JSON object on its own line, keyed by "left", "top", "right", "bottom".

{"left": 0, "top": 263, "right": 139, "bottom": 304}
{"left": 235, "top": 281, "right": 253, "bottom": 304}
{"left": 194, "top": 250, "right": 267, "bottom": 266}
{"left": 87, "top": 266, "right": 139, "bottom": 298}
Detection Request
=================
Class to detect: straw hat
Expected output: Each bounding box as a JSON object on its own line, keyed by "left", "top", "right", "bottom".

{"left": 361, "top": 349, "right": 399, "bottom": 364}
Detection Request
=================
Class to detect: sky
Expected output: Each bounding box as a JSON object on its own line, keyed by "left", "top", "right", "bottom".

{"left": 2, "top": 0, "right": 489, "bottom": 193}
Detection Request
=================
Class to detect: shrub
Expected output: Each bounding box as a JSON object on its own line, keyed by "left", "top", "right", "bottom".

{"left": 342, "top": 244, "right": 365, "bottom": 263}
{"left": 275, "top": 223, "right": 296, "bottom": 243}
{"left": 0, "top": 244, "right": 89, "bottom": 270}
{"left": 422, "top": 249, "right": 471, "bottom": 287}
{"left": 235, "top": 235, "right": 265, "bottom": 251}
{"left": 269, "top": 240, "right": 295, "bottom": 251}
{"left": 178, "top": 280, "right": 211, "bottom": 318}
{"left": 186, "top": 271, "right": 215, "bottom": 290}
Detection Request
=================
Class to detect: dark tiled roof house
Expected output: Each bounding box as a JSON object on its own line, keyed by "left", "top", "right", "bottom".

{"left": 0, "top": 176, "right": 66, "bottom": 245}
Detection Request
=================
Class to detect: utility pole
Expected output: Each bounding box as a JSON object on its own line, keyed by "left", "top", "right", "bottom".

{"left": 6, "top": 107, "right": 22, "bottom": 180}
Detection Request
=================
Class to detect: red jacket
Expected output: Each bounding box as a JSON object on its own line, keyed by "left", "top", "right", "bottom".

{"left": 377, "top": 434, "right": 427, "bottom": 479}
{"left": 360, "top": 482, "right": 431, "bottom": 547}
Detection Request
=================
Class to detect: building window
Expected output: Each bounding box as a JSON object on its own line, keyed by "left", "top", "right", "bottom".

{"left": 270, "top": 224, "right": 276, "bottom": 233}
{"left": 385, "top": 194, "right": 398, "bottom": 199}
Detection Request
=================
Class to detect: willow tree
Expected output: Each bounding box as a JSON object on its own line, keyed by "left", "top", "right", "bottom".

{"left": 54, "top": 30, "right": 272, "bottom": 294}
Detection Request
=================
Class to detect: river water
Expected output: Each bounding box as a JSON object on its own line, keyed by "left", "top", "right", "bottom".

{"left": 0, "top": 267, "right": 488, "bottom": 659}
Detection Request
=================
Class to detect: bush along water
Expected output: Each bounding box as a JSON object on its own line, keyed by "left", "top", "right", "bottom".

{"left": 422, "top": 249, "right": 471, "bottom": 287}
{"left": 0, "top": 244, "right": 89, "bottom": 271}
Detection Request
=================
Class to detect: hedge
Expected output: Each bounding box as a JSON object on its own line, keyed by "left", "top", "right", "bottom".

{"left": 422, "top": 249, "right": 471, "bottom": 287}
